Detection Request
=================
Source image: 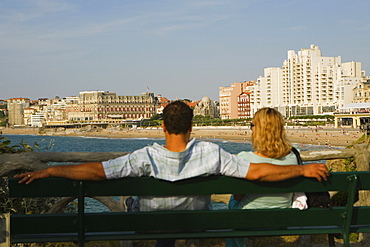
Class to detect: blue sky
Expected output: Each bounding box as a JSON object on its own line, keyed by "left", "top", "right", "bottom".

{"left": 1, "top": 0, "right": 369, "bottom": 101}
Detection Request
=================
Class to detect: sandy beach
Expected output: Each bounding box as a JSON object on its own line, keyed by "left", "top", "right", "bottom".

{"left": 0, "top": 125, "right": 363, "bottom": 147}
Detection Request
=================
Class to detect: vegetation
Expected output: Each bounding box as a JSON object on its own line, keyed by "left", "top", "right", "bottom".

{"left": 0, "top": 135, "right": 39, "bottom": 154}
{"left": 0, "top": 103, "right": 6, "bottom": 126}
{"left": 0, "top": 135, "right": 57, "bottom": 215}
{"left": 140, "top": 114, "right": 336, "bottom": 128}
{"left": 287, "top": 115, "right": 335, "bottom": 126}
{"left": 141, "top": 114, "right": 163, "bottom": 127}
{"left": 193, "top": 115, "right": 252, "bottom": 126}
{"left": 289, "top": 115, "right": 334, "bottom": 120}
{"left": 0, "top": 113, "right": 6, "bottom": 127}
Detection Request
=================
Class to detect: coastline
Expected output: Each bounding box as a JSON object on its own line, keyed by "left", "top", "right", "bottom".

{"left": 1, "top": 126, "right": 363, "bottom": 147}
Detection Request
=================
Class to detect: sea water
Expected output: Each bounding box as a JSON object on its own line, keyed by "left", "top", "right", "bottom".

{"left": 3, "top": 134, "right": 336, "bottom": 212}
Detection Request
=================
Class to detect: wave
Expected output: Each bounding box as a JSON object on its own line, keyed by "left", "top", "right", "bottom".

{"left": 78, "top": 136, "right": 164, "bottom": 141}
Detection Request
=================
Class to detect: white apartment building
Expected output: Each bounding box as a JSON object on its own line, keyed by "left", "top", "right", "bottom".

{"left": 250, "top": 67, "right": 282, "bottom": 115}
{"left": 280, "top": 45, "right": 344, "bottom": 116}
{"left": 44, "top": 97, "right": 68, "bottom": 122}
{"left": 339, "top": 62, "right": 367, "bottom": 107}
{"left": 30, "top": 112, "right": 46, "bottom": 127}
{"left": 245, "top": 45, "right": 368, "bottom": 117}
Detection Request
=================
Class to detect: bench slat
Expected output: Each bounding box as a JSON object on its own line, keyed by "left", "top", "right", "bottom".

{"left": 11, "top": 208, "right": 349, "bottom": 234}
{"left": 9, "top": 172, "right": 370, "bottom": 198}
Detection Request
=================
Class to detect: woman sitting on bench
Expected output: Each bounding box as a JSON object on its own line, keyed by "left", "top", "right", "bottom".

{"left": 226, "top": 108, "right": 299, "bottom": 247}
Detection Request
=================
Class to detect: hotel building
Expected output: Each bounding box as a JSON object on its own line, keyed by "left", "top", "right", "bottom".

{"left": 67, "top": 91, "right": 157, "bottom": 123}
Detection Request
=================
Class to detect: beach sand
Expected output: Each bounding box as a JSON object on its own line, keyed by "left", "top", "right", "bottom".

{"left": 0, "top": 126, "right": 363, "bottom": 147}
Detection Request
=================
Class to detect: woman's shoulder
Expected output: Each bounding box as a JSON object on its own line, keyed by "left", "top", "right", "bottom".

{"left": 238, "top": 150, "right": 298, "bottom": 165}
{"left": 237, "top": 151, "right": 255, "bottom": 158}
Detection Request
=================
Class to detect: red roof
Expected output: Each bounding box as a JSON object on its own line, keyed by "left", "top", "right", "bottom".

{"left": 7, "top": 97, "right": 30, "bottom": 100}
{"left": 186, "top": 102, "right": 198, "bottom": 108}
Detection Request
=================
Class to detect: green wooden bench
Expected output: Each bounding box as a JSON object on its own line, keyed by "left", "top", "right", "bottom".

{"left": 8, "top": 171, "right": 370, "bottom": 247}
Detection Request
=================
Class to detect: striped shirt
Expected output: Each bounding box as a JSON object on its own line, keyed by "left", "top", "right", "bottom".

{"left": 102, "top": 138, "right": 250, "bottom": 211}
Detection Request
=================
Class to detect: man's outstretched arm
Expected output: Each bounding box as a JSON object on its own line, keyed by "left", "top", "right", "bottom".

{"left": 246, "top": 163, "right": 329, "bottom": 182}
{"left": 14, "top": 162, "right": 107, "bottom": 184}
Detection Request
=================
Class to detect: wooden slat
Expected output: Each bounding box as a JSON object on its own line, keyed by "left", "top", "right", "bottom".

{"left": 10, "top": 171, "right": 370, "bottom": 198}
{"left": 10, "top": 208, "right": 349, "bottom": 234}
{"left": 9, "top": 178, "right": 80, "bottom": 197}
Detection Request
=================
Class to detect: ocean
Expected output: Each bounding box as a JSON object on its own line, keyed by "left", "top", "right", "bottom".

{"left": 3, "top": 134, "right": 334, "bottom": 212}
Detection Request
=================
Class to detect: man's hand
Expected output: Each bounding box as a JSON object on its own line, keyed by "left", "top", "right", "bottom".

{"left": 302, "top": 163, "right": 329, "bottom": 182}
{"left": 14, "top": 169, "right": 51, "bottom": 184}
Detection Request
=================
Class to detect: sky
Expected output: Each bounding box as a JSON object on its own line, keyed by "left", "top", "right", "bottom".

{"left": 1, "top": 0, "right": 370, "bottom": 101}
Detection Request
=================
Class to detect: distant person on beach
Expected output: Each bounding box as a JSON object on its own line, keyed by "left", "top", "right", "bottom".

{"left": 226, "top": 107, "right": 299, "bottom": 247}
{"left": 15, "top": 101, "right": 329, "bottom": 247}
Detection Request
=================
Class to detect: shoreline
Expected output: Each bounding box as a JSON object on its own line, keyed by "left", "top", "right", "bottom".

{"left": 1, "top": 126, "right": 363, "bottom": 147}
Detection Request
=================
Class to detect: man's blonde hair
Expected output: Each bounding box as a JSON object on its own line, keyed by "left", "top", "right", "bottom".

{"left": 252, "top": 107, "right": 291, "bottom": 158}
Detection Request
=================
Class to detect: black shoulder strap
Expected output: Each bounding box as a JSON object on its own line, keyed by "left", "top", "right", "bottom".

{"left": 291, "top": 147, "right": 303, "bottom": 166}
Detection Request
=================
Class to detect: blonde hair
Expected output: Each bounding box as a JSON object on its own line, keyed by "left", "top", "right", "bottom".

{"left": 251, "top": 108, "right": 291, "bottom": 158}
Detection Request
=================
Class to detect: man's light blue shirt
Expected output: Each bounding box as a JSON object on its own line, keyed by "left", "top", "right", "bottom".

{"left": 102, "top": 138, "right": 250, "bottom": 211}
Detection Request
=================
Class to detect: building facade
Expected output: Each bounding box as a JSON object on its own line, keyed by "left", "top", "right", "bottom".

{"left": 219, "top": 81, "right": 255, "bottom": 119}
{"left": 237, "top": 92, "right": 252, "bottom": 119}
{"left": 5, "top": 91, "right": 159, "bottom": 127}
{"left": 67, "top": 91, "right": 157, "bottom": 123}
{"left": 250, "top": 67, "right": 283, "bottom": 114}
{"left": 353, "top": 79, "right": 370, "bottom": 103}
{"left": 7, "top": 98, "right": 30, "bottom": 126}
{"left": 193, "top": 96, "right": 219, "bottom": 118}
{"left": 280, "top": 45, "right": 344, "bottom": 116}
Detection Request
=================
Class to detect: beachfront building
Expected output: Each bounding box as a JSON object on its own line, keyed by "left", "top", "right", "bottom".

{"left": 220, "top": 45, "right": 369, "bottom": 119}
{"left": 281, "top": 45, "right": 368, "bottom": 116}
{"left": 30, "top": 112, "right": 46, "bottom": 127}
{"left": 24, "top": 108, "right": 37, "bottom": 126}
{"left": 66, "top": 91, "right": 157, "bottom": 124}
{"left": 219, "top": 81, "right": 255, "bottom": 119}
{"left": 334, "top": 102, "right": 370, "bottom": 129}
{"left": 353, "top": 78, "right": 370, "bottom": 103}
{"left": 7, "top": 98, "right": 30, "bottom": 126}
{"left": 280, "top": 44, "right": 343, "bottom": 116}
{"left": 47, "top": 97, "right": 68, "bottom": 121}
{"left": 248, "top": 67, "right": 283, "bottom": 115}
{"left": 155, "top": 94, "right": 170, "bottom": 115}
{"left": 193, "top": 96, "right": 219, "bottom": 118}
{"left": 338, "top": 61, "right": 368, "bottom": 108}
{"left": 237, "top": 92, "right": 252, "bottom": 119}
